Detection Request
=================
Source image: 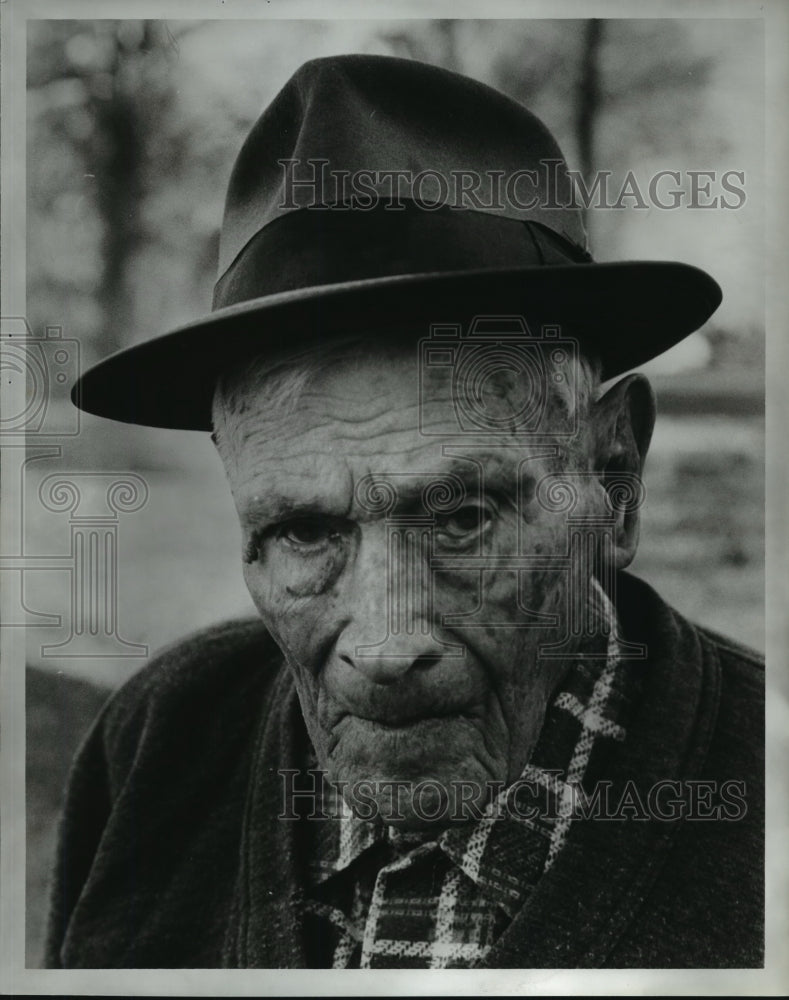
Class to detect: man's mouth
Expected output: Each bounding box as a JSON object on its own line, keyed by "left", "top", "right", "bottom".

{"left": 330, "top": 696, "right": 479, "bottom": 728}
{"left": 324, "top": 708, "right": 480, "bottom": 760}
{"left": 347, "top": 710, "right": 472, "bottom": 730}
{"left": 317, "top": 670, "right": 489, "bottom": 756}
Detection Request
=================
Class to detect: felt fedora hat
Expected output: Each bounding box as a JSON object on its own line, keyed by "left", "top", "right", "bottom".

{"left": 73, "top": 53, "right": 722, "bottom": 430}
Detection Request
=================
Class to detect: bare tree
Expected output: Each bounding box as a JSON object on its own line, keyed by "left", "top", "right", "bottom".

{"left": 28, "top": 21, "right": 184, "bottom": 357}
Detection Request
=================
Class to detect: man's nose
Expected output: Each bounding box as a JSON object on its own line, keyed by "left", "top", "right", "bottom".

{"left": 334, "top": 520, "right": 447, "bottom": 684}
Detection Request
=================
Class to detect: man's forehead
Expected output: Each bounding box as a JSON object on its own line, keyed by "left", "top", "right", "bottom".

{"left": 229, "top": 372, "right": 583, "bottom": 521}
{"left": 218, "top": 338, "right": 587, "bottom": 452}
{"left": 214, "top": 341, "right": 599, "bottom": 526}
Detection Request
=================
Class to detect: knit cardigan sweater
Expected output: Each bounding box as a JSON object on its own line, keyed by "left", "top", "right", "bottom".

{"left": 45, "top": 572, "right": 764, "bottom": 968}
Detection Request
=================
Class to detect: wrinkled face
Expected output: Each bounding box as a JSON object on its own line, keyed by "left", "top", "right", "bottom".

{"left": 215, "top": 345, "right": 610, "bottom": 827}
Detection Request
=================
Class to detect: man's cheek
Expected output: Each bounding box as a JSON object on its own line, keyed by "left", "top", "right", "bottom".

{"left": 431, "top": 569, "right": 481, "bottom": 624}
{"left": 272, "top": 608, "right": 331, "bottom": 673}
{"left": 248, "top": 545, "right": 346, "bottom": 600}
{"left": 242, "top": 564, "right": 287, "bottom": 630}
{"left": 242, "top": 566, "right": 332, "bottom": 668}
{"left": 434, "top": 563, "right": 563, "bottom": 631}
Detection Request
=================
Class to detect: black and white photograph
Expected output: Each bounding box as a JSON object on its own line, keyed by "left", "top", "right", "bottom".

{"left": 1, "top": 1, "right": 787, "bottom": 994}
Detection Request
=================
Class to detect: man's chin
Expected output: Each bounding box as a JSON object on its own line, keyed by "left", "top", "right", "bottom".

{"left": 325, "top": 715, "right": 501, "bottom": 828}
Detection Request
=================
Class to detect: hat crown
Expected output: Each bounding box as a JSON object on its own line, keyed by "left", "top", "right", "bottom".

{"left": 67, "top": 53, "right": 722, "bottom": 430}
{"left": 217, "top": 54, "right": 587, "bottom": 282}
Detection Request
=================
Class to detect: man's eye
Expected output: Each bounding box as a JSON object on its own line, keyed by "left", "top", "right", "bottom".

{"left": 435, "top": 503, "right": 492, "bottom": 539}
{"left": 279, "top": 518, "right": 341, "bottom": 550}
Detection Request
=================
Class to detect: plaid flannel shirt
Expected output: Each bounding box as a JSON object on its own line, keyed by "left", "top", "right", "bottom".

{"left": 301, "top": 579, "right": 635, "bottom": 969}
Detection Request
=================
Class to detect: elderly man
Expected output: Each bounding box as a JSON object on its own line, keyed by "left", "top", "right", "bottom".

{"left": 46, "top": 55, "right": 763, "bottom": 969}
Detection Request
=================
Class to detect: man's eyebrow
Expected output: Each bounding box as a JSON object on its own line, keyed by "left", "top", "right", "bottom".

{"left": 362, "top": 454, "right": 538, "bottom": 509}
{"left": 432, "top": 453, "right": 542, "bottom": 487}
{"left": 238, "top": 493, "right": 346, "bottom": 525}
{"left": 441, "top": 456, "right": 505, "bottom": 483}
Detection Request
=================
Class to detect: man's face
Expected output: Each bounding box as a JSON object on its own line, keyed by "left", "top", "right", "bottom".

{"left": 216, "top": 345, "right": 610, "bottom": 826}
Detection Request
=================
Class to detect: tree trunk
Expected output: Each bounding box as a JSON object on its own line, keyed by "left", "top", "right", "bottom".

{"left": 576, "top": 19, "right": 604, "bottom": 226}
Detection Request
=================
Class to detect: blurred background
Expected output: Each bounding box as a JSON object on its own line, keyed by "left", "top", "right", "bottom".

{"left": 22, "top": 18, "right": 765, "bottom": 966}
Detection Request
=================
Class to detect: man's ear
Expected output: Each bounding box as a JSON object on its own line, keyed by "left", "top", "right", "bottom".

{"left": 592, "top": 373, "right": 656, "bottom": 569}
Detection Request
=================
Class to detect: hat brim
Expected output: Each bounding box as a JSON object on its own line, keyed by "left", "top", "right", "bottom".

{"left": 72, "top": 260, "right": 721, "bottom": 430}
